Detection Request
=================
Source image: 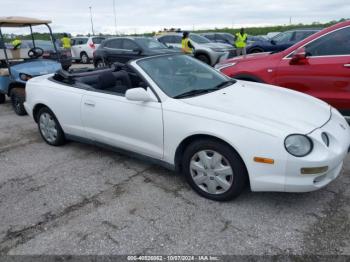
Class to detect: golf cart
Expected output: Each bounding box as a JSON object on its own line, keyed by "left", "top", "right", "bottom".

{"left": 0, "top": 17, "right": 62, "bottom": 115}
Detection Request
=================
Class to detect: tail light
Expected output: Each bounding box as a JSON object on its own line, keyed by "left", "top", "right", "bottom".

{"left": 89, "top": 43, "right": 96, "bottom": 49}
{"left": 42, "top": 52, "right": 50, "bottom": 58}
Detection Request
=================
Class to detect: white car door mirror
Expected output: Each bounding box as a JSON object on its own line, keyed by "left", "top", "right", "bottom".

{"left": 125, "top": 88, "right": 153, "bottom": 102}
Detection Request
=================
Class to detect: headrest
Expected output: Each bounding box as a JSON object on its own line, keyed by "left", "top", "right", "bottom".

{"left": 97, "top": 71, "right": 116, "bottom": 90}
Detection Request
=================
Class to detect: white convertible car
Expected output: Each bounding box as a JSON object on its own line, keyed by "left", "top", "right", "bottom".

{"left": 24, "top": 54, "right": 350, "bottom": 201}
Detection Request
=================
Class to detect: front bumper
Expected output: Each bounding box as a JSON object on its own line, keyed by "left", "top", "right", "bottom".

{"left": 284, "top": 109, "right": 350, "bottom": 192}
{"left": 212, "top": 50, "right": 234, "bottom": 65}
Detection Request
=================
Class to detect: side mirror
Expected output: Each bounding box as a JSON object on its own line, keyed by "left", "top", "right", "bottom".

{"left": 270, "top": 40, "right": 276, "bottom": 45}
{"left": 290, "top": 47, "right": 308, "bottom": 65}
{"left": 125, "top": 88, "right": 152, "bottom": 102}
{"left": 168, "top": 45, "right": 174, "bottom": 49}
{"left": 133, "top": 48, "right": 142, "bottom": 54}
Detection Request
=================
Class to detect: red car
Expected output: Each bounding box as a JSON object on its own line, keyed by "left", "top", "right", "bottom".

{"left": 216, "top": 21, "right": 350, "bottom": 118}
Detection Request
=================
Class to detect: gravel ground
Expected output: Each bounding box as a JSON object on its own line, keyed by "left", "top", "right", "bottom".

{"left": 0, "top": 94, "right": 349, "bottom": 256}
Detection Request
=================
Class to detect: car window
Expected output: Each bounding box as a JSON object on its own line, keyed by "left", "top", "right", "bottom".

{"left": 136, "top": 38, "right": 167, "bottom": 49}
{"left": 173, "top": 36, "right": 182, "bottom": 43}
{"left": 293, "top": 31, "right": 316, "bottom": 42}
{"left": 104, "top": 39, "right": 123, "bottom": 49}
{"left": 158, "top": 35, "right": 173, "bottom": 44}
{"left": 76, "top": 38, "right": 88, "bottom": 45}
{"left": 204, "top": 34, "right": 215, "bottom": 40}
{"left": 122, "top": 39, "right": 139, "bottom": 50}
{"left": 272, "top": 31, "right": 294, "bottom": 43}
{"left": 189, "top": 34, "right": 211, "bottom": 44}
{"left": 137, "top": 55, "right": 230, "bottom": 98}
{"left": 305, "top": 27, "right": 350, "bottom": 56}
{"left": 71, "top": 39, "right": 76, "bottom": 46}
{"left": 92, "top": 37, "right": 105, "bottom": 44}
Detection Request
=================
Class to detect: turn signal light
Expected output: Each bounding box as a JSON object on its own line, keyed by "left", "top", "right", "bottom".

{"left": 254, "top": 157, "right": 275, "bottom": 165}
{"left": 301, "top": 166, "right": 328, "bottom": 175}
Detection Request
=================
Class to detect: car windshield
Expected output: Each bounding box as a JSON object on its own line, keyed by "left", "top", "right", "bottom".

{"left": 137, "top": 54, "right": 235, "bottom": 98}
{"left": 189, "top": 34, "right": 211, "bottom": 44}
{"left": 136, "top": 38, "right": 168, "bottom": 50}
{"left": 271, "top": 31, "right": 293, "bottom": 43}
{"left": 22, "top": 40, "right": 58, "bottom": 51}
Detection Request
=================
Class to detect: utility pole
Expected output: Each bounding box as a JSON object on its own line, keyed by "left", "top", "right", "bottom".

{"left": 113, "top": 0, "right": 117, "bottom": 35}
{"left": 89, "top": 6, "right": 95, "bottom": 35}
{"left": 289, "top": 16, "right": 292, "bottom": 25}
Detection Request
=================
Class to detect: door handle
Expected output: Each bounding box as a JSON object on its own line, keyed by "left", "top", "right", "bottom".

{"left": 84, "top": 101, "right": 95, "bottom": 107}
{"left": 344, "top": 64, "right": 350, "bottom": 68}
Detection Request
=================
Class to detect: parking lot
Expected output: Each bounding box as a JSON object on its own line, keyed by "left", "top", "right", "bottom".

{"left": 0, "top": 96, "right": 349, "bottom": 255}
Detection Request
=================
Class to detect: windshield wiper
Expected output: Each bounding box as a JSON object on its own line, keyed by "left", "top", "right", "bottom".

{"left": 174, "top": 80, "right": 236, "bottom": 99}
{"left": 173, "top": 89, "right": 214, "bottom": 99}
{"left": 213, "top": 79, "right": 236, "bottom": 89}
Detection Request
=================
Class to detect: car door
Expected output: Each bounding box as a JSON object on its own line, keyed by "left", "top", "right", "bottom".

{"left": 80, "top": 83, "right": 164, "bottom": 159}
{"left": 120, "top": 39, "right": 142, "bottom": 62}
{"left": 103, "top": 39, "right": 124, "bottom": 65}
{"left": 274, "top": 26, "right": 350, "bottom": 113}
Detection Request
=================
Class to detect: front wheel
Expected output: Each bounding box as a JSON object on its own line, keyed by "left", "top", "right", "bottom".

{"left": 95, "top": 60, "right": 106, "bottom": 68}
{"left": 182, "top": 139, "right": 248, "bottom": 201}
{"left": 196, "top": 54, "right": 211, "bottom": 65}
{"left": 10, "top": 88, "right": 27, "bottom": 116}
{"left": 37, "top": 107, "right": 66, "bottom": 146}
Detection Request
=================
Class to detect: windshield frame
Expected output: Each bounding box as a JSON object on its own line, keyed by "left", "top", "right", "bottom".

{"left": 134, "top": 53, "right": 235, "bottom": 99}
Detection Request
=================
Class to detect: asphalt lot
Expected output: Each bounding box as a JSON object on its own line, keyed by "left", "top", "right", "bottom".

{"left": 0, "top": 65, "right": 349, "bottom": 255}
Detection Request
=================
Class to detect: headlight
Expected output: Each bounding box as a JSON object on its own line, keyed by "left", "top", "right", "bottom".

{"left": 284, "top": 134, "right": 313, "bottom": 157}
{"left": 215, "top": 62, "right": 237, "bottom": 70}
{"left": 19, "top": 73, "right": 32, "bottom": 81}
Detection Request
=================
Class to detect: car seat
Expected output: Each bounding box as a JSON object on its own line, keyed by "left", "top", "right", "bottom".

{"left": 97, "top": 70, "right": 132, "bottom": 94}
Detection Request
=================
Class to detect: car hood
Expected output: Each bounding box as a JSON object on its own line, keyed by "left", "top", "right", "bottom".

{"left": 180, "top": 81, "right": 331, "bottom": 135}
{"left": 218, "top": 52, "right": 272, "bottom": 64}
{"left": 11, "top": 59, "right": 62, "bottom": 76}
{"left": 201, "top": 42, "right": 233, "bottom": 49}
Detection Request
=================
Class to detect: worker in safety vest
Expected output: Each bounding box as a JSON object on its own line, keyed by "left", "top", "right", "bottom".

{"left": 181, "top": 31, "right": 194, "bottom": 54}
{"left": 61, "top": 33, "right": 71, "bottom": 49}
{"left": 11, "top": 37, "right": 22, "bottom": 50}
{"left": 234, "top": 28, "right": 248, "bottom": 56}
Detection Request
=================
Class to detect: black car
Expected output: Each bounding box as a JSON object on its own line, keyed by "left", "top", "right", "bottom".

{"left": 247, "top": 29, "right": 321, "bottom": 54}
{"left": 93, "top": 37, "right": 179, "bottom": 68}
{"left": 21, "top": 40, "right": 72, "bottom": 70}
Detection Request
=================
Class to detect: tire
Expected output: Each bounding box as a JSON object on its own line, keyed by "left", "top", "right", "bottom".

{"left": 10, "top": 88, "right": 27, "bottom": 116}
{"left": 249, "top": 48, "right": 263, "bottom": 54}
{"left": 196, "top": 54, "right": 211, "bottom": 65}
{"left": 95, "top": 60, "right": 105, "bottom": 68}
{"left": 80, "top": 52, "right": 89, "bottom": 64}
{"left": 182, "top": 139, "right": 248, "bottom": 201}
{"left": 0, "top": 93, "right": 5, "bottom": 104}
{"left": 62, "top": 65, "right": 70, "bottom": 71}
{"left": 37, "top": 107, "right": 66, "bottom": 146}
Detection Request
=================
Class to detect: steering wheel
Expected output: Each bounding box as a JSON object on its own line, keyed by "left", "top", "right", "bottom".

{"left": 28, "top": 47, "right": 44, "bottom": 58}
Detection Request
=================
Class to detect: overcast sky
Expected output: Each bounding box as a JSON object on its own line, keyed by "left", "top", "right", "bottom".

{"left": 1, "top": 0, "right": 349, "bottom": 35}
